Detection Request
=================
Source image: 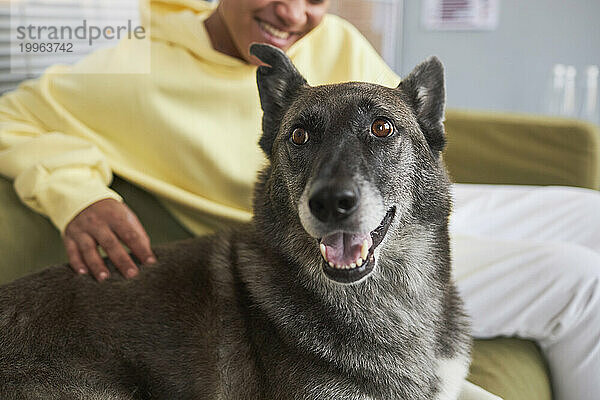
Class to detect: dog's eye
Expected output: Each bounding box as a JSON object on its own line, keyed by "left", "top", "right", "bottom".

{"left": 371, "top": 119, "right": 394, "bottom": 138}
{"left": 291, "top": 128, "right": 309, "bottom": 145}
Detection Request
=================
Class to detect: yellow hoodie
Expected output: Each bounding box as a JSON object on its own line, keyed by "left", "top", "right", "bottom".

{"left": 0, "top": 0, "right": 400, "bottom": 235}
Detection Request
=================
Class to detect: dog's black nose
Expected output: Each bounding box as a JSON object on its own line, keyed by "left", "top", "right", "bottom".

{"left": 308, "top": 181, "right": 360, "bottom": 223}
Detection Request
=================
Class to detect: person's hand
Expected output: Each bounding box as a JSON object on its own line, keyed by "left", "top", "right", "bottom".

{"left": 63, "top": 199, "right": 156, "bottom": 281}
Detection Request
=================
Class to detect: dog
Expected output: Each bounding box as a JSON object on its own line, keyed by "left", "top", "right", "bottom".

{"left": 0, "top": 43, "right": 471, "bottom": 399}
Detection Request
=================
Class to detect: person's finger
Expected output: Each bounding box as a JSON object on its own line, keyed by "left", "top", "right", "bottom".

{"left": 74, "top": 233, "right": 110, "bottom": 282}
{"left": 91, "top": 225, "right": 139, "bottom": 278}
{"left": 113, "top": 208, "right": 156, "bottom": 265}
{"left": 64, "top": 236, "right": 88, "bottom": 275}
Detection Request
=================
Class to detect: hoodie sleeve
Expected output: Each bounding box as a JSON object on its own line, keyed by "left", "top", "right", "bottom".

{"left": 0, "top": 64, "right": 123, "bottom": 234}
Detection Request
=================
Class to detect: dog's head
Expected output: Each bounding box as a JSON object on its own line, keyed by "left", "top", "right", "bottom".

{"left": 250, "top": 44, "right": 451, "bottom": 286}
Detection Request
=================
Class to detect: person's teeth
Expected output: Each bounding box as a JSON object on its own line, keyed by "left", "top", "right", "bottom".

{"left": 259, "top": 21, "right": 290, "bottom": 40}
{"left": 361, "top": 240, "right": 369, "bottom": 260}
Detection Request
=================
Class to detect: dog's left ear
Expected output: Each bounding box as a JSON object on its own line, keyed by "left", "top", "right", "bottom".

{"left": 250, "top": 43, "right": 307, "bottom": 157}
{"left": 398, "top": 56, "right": 446, "bottom": 154}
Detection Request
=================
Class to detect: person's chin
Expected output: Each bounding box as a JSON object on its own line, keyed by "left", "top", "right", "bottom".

{"left": 244, "top": 39, "right": 297, "bottom": 65}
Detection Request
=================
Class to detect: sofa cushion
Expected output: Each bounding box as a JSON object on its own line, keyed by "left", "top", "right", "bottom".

{"left": 469, "top": 338, "right": 553, "bottom": 400}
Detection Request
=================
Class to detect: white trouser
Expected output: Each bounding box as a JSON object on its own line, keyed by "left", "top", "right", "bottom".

{"left": 450, "top": 184, "right": 600, "bottom": 400}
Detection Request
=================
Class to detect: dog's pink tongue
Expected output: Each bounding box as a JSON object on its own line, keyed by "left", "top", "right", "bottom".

{"left": 321, "top": 232, "right": 372, "bottom": 266}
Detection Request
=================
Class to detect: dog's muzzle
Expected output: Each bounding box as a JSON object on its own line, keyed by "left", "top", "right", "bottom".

{"left": 307, "top": 180, "right": 395, "bottom": 284}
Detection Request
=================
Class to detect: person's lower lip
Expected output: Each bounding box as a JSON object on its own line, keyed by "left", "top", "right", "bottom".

{"left": 256, "top": 19, "right": 294, "bottom": 48}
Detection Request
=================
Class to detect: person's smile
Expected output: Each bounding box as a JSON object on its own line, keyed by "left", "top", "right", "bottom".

{"left": 255, "top": 17, "right": 298, "bottom": 48}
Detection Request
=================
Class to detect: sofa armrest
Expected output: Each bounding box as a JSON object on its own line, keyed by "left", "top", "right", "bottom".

{"left": 443, "top": 110, "right": 600, "bottom": 189}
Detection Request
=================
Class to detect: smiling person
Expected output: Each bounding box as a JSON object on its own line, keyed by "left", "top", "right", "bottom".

{"left": 204, "top": 0, "right": 324, "bottom": 61}
{"left": 0, "top": 1, "right": 600, "bottom": 400}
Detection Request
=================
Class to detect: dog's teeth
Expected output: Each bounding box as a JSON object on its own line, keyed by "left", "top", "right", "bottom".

{"left": 361, "top": 240, "right": 369, "bottom": 260}
{"left": 326, "top": 258, "right": 363, "bottom": 270}
{"left": 320, "top": 243, "right": 327, "bottom": 260}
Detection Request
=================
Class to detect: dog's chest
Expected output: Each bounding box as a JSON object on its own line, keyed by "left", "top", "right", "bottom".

{"left": 221, "top": 319, "right": 441, "bottom": 400}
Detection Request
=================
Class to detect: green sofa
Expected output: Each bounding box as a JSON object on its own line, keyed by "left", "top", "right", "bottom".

{"left": 2, "top": 109, "right": 599, "bottom": 399}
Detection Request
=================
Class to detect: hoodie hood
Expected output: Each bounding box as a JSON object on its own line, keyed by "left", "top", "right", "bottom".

{"left": 140, "top": 0, "right": 239, "bottom": 65}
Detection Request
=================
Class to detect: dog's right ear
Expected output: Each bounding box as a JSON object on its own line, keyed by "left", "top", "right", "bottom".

{"left": 250, "top": 43, "right": 307, "bottom": 157}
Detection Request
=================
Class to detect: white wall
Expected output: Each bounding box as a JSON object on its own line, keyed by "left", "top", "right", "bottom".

{"left": 397, "top": 0, "right": 600, "bottom": 115}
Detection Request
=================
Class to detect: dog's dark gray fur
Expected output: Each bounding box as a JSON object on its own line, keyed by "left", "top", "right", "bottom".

{"left": 0, "top": 44, "right": 471, "bottom": 399}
